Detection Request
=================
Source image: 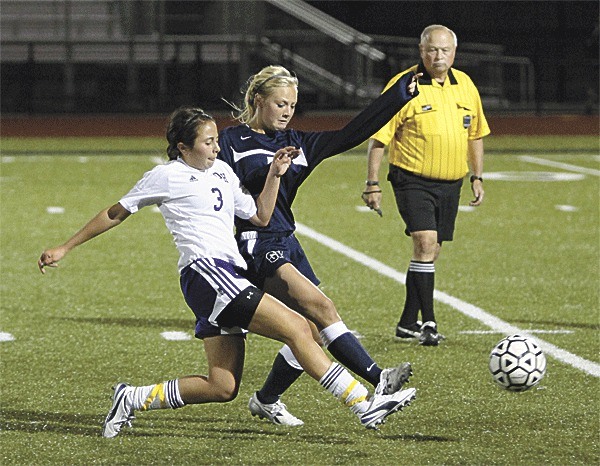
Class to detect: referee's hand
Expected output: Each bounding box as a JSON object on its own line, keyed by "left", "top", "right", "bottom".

{"left": 361, "top": 186, "right": 383, "bottom": 217}
{"left": 469, "top": 180, "right": 485, "bottom": 206}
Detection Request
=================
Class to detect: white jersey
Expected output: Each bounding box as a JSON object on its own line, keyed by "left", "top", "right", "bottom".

{"left": 119, "top": 158, "right": 257, "bottom": 272}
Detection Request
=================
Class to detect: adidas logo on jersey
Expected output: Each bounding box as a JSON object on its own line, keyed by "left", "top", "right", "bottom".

{"left": 189, "top": 175, "right": 198, "bottom": 182}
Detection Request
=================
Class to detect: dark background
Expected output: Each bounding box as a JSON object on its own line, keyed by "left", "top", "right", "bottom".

{"left": 306, "top": 0, "right": 599, "bottom": 108}
{"left": 1, "top": 0, "right": 598, "bottom": 115}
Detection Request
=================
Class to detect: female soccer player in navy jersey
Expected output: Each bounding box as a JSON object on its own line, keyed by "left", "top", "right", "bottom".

{"left": 38, "top": 107, "right": 416, "bottom": 437}
{"left": 218, "top": 66, "right": 420, "bottom": 426}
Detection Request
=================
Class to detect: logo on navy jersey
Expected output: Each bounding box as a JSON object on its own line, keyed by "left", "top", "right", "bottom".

{"left": 189, "top": 175, "right": 198, "bottom": 182}
{"left": 265, "top": 250, "right": 284, "bottom": 263}
{"left": 241, "top": 135, "right": 251, "bottom": 140}
{"left": 212, "top": 172, "right": 229, "bottom": 182}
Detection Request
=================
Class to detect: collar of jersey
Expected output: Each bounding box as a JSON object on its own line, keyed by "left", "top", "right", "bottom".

{"left": 177, "top": 157, "right": 209, "bottom": 173}
{"left": 416, "top": 62, "right": 458, "bottom": 86}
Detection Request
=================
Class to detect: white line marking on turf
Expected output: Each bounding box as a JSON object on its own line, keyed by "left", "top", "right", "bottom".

{"left": 160, "top": 331, "right": 192, "bottom": 341}
{"left": 485, "top": 171, "right": 585, "bottom": 182}
{"left": 0, "top": 332, "right": 15, "bottom": 342}
{"left": 46, "top": 206, "right": 65, "bottom": 214}
{"left": 460, "top": 329, "right": 574, "bottom": 335}
{"left": 555, "top": 205, "right": 579, "bottom": 212}
{"left": 295, "top": 222, "right": 600, "bottom": 378}
{"left": 520, "top": 155, "right": 600, "bottom": 177}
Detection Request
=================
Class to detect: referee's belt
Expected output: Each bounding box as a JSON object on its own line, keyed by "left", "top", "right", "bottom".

{"left": 238, "top": 230, "right": 294, "bottom": 241}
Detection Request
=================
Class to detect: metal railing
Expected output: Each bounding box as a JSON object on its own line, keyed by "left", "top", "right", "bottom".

{"left": 0, "top": 0, "right": 538, "bottom": 112}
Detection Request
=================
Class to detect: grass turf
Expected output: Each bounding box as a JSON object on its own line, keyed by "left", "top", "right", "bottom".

{"left": 1, "top": 135, "right": 598, "bottom": 465}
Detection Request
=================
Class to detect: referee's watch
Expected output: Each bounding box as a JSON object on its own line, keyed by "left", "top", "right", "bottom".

{"left": 470, "top": 175, "right": 483, "bottom": 183}
{"left": 365, "top": 180, "right": 380, "bottom": 186}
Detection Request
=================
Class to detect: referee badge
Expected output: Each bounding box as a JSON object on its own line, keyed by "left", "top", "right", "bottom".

{"left": 463, "top": 115, "right": 472, "bottom": 128}
{"left": 421, "top": 104, "right": 433, "bottom": 111}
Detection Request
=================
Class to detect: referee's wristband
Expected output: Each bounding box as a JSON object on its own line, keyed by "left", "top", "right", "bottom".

{"left": 470, "top": 175, "right": 483, "bottom": 183}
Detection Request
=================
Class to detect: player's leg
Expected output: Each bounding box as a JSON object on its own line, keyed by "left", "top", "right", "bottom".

{"left": 248, "top": 292, "right": 416, "bottom": 429}
{"left": 265, "top": 263, "right": 384, "bottom": 386}
{"left": 102, "top": 335, "right": 245, "bottom": 438}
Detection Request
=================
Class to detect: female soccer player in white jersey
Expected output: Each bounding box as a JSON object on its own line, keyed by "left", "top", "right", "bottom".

{"left": 38, "top": 107, "right": 416, "bottom": 438}
{"left": 218, "top": 65, "right": 421, "bottom": 426}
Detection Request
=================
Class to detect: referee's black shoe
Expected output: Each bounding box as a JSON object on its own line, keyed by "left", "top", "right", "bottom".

{"left": 395, "top": 321, "right": 422, "bottom": 339}
{"left": 419, "top": 321, "right": 443, "bottom": 346}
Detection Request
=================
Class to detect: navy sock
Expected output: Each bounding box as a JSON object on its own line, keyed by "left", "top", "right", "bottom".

{"left": 327, "top": 332, "right": 382, "bottom": 387}
{"left": 256, "top": 353, "right": 304, "bottom": 404}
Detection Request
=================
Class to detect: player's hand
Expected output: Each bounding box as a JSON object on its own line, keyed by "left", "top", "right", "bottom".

{"left": 408, "top": 73, "right": 423, "bottom": 96}
{"left": 361, "top": 185, "right": 383, "bottom": 217}
{"left": 469, "top": 180, "right": 485, "bottom": 206}
{"left": 270, "top": 146, "right": 299, "bottom": 177}
{"left": 38, "top": 246, "right": 67, "bottom": 274}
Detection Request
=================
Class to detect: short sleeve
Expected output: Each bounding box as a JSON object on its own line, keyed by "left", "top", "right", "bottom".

{"left": 119, "top": 166, "right": 170, "bottom": 214}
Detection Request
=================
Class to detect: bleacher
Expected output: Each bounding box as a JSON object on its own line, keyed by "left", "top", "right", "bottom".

{"left": 0, "top": 0, "right": 535, "bottom": 113}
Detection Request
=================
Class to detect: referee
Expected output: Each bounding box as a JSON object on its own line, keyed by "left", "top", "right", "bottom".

{"left": 363, "top": 24, "right": 490, "bottom": 346}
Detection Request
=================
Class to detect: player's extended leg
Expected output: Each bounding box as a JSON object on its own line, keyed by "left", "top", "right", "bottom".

{"left": 265, "top": 263, "right": 384, "bottom": 385}
{"left": 102, "top": 335, "right": 247, "bottom": 438}
{"left": 247, "top": 293, "right": 416, "bottom": 429}
{"left": 249, "top": 264, "right": 412, "bottom": 426}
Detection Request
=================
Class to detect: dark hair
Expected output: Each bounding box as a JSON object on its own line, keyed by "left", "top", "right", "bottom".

{"left": 166, "top": 106, "right": 215, "bottom": 160}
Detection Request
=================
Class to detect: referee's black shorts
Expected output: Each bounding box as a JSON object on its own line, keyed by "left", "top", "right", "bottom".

{"left": 387, "top": 164, "right": 463, "bottom": 243}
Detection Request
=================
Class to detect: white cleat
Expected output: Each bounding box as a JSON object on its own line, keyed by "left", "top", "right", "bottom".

{"left": 360, "top": 387, "right": 416, "bottom": 430}
{"left": 248, "top": 392, "right": 304, "bottom": 427}
{"left": 102, "top": 383, "right": 135, "bottom": 438}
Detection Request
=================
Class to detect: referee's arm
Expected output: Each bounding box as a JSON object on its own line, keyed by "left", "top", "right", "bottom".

{"left": 363, "top": 138, "right": 387, "bottom": 212}
{"left": 468, "top": 138, "right": 485, "bottom": 206}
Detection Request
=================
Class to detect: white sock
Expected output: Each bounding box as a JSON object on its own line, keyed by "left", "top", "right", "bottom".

{"left": 319, "top": 321, "right": 349, "bottom": 347}
{"left": 279, "top": 344, "right": 304, "bottom": 371}
{"left": 319, "top": 363, "right": 369, "bottom": 415}
{"left": 130, "top": 379, "right": 185, "bottom": 411}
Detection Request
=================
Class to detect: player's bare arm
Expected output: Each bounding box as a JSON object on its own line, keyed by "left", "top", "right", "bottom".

{"left": 38, "top": 203, "right": 130, "bottom": 273}
{"left": 251, "top": 146, "right": 297, "bottom": 226}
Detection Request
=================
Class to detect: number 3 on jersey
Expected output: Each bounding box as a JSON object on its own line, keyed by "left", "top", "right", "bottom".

{"left": 211, "top": 187, "right": 223, "bottom": 211}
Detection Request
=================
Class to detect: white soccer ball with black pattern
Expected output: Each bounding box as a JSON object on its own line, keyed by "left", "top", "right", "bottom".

{"left": 488, "top": 335, "right": 546, "bottom": 391}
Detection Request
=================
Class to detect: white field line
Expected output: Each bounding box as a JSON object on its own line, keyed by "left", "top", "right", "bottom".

{"left": 295, "top": 222, "right": 600, "bottom": 378}
{"left": 520, "top": 155, "right": 600, "bottom": 176}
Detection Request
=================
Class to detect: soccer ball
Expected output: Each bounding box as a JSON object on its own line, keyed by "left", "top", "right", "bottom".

{"left": 489, "top": 335, "right": 546, "bottom": 392}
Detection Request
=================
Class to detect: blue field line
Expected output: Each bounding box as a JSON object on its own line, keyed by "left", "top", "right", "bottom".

{"left": 520, "top": 155, "right": 600, "bottom": 176}
{"left": 295, "top": 222, "right": 600, "bottom": 378}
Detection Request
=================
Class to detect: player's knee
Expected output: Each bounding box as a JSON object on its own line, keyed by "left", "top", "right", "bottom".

{"left": 212, "top": 381, "right": 240, "bottom": 402}
{"left": 311, "top": 295, "right": 340, "bottom": 326}
{"left": 211, "top": 380, "right": 240, "bottom": 403}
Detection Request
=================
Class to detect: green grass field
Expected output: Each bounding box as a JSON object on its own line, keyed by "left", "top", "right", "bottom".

{"left": 1, "top": 135, "right": 598, "bottom": 465}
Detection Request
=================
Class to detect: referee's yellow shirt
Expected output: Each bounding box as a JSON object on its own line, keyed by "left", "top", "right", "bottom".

{"left": 372, "top": 63, "right": 491, "bottom": 181}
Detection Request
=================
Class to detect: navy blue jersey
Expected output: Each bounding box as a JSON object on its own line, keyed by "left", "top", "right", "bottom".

{"left": 218, "top": 72, "right": 418, "bottom": 235}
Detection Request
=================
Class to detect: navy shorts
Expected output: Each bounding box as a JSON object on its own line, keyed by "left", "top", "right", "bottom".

{"left": 237, "top": 231, "right": 320, "bottom": 289}
{"left": 179, "top": 258, "right": 264, "bottom": 339}
{"left": 387, "top": 164, "right": 463, "bottom": 243}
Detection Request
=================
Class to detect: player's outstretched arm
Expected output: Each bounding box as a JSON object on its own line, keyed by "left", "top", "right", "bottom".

{"left": 38, "top": 203, "right": 131, "bottom": 274}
